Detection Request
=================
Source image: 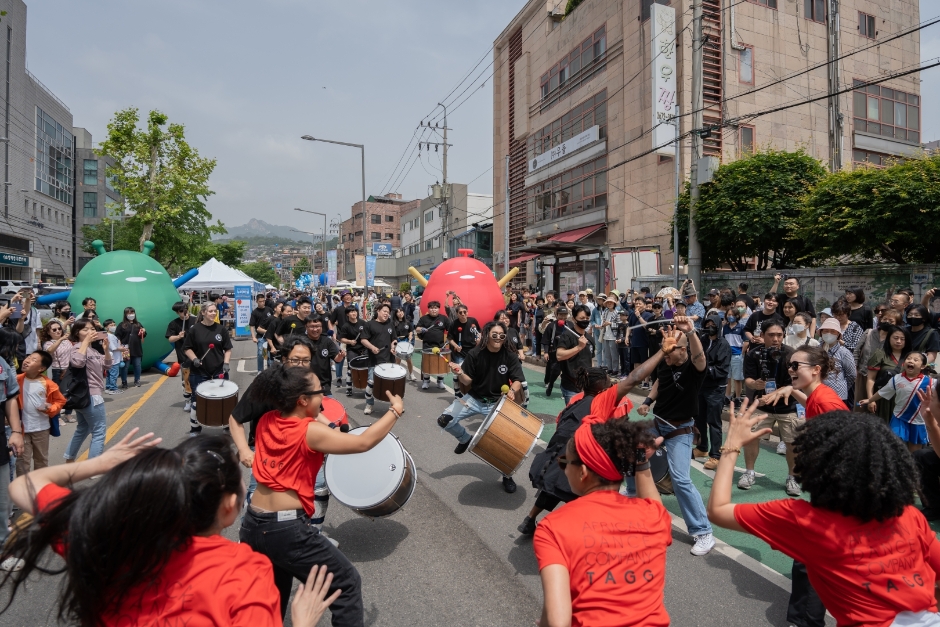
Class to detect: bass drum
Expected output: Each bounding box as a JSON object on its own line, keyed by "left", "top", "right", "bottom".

{"left": 324, "top": 427, "right": 416, "bottom": 518}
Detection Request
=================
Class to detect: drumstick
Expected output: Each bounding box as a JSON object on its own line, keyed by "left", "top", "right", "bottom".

{"left": 199, "top": 343, "right": 215, "bottom": 362}
{"left": 431, "top": 346, "right": 450, "bottom": 363}
{"left": 457, "top": 326, "right": 462, "bottom": 345}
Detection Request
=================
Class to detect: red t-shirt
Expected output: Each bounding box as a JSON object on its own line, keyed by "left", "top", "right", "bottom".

{"left": 533, "top": 490, "right": 672, "bottom": 627}
{"left": 253, "top": 411, "right": 323, "bottom": 516}
{"left": 562, "top": 389, "right": 633, "bottom": 423}
{"left": 36, "top": 484, "right": 282, "bottom": 627}
{"left": 804, "top": 383, "right": 846, "bottom": 419}
{"left": 735, "top": 499, "right": 940, "bottom": 627}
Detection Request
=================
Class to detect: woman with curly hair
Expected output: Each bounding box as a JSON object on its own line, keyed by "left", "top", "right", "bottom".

{"left": 709, "top": 404, "right": 940, "bottom": 627}
{"left": 534, "top": 352, "right": 674, "bottom": 627}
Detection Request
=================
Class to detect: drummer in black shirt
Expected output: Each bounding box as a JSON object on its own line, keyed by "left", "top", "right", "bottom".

{"left": 182, "top": 302, "right": 233, "bottom": 436}
{"left": 448, "top": 304, "right": 481, "bottom": 399}
{"left": 339, "top": 307, "right": 368, "bottom": 397}
{"left": 165, "top": 302, "right": 193, "bottom": 412}
{"left": 416, "top": 300, "right": 451, "bottom": 390}
{"left": 276, "top": 295, "right": 312, "bottom": 344}
{"left": 249, "top": 293, "right": 274, "bottom": 373}
{"left": 304, "top": 316, "right": 343, "bottom": 398}
{"left": 495, "top": 309, "right": 530, "bottom": 407}
{"left": 555, "top": 304, "right": 597, "bottom": 404}
{"left": 360, "top": 303, "right": 397, "bottom": 415}
{"left": 330, "top": 291, "right": 355, "bottom": 382}
{"left": 393, "top": 307, "right": 417, "bottom": 382}
{"left": 438, "top": 320, "right": 525, "bottom": 493}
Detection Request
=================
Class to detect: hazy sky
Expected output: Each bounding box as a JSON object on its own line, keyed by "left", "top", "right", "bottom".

{"left": 22, "top": 0, "right": 940, "bottom": 234}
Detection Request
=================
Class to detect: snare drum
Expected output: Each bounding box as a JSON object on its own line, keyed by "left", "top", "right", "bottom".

{"left": 394, "top": 341, "right": 414, "bottom": 359}
{"left": 324, "top": 427, "right": 416, "bottom": 518}
{"left": 349, "top": 353, "right": 370, "bottom": 390}
{"left": 420, "top": 348, "right": 451, "bottom": 375}
{"left": 373, "top": 363, "right": 407, "bottom": 399}
{"left": 468, "top": 397, "right": 544, "bottom": 476}
{"left": 195, "top": 379, "right": 239, "bottom": 428}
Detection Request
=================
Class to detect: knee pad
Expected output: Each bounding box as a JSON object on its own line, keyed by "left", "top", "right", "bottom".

{"left": 437, "top": 413, "right": 455, "bottom": 428}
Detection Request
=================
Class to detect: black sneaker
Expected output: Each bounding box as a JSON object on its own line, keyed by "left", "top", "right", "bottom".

{"left": 437, "top": 414, "right": 453, "bottom": 428}
{"left": 502, "top": 476, "right": 517, "bottom": 493}
{"left": 517, "top": 515, "right": 536, "bottom": 535}
{"left": 188, "top": 427, "right": 202, "bottom": 438}
{"left": 454, "top": 439, "right": 471, "bottom": 454}
{"left": 346, "top": 388, "right": 353, "bottom": 397}
{"left": 545, "top": 384, "right": 553, "bottom": 397}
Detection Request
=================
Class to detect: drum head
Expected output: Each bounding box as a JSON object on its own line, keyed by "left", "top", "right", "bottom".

{"left": 375, "top": 363, "right": 406, "bottom": 379}
{"left": 195, "top": 379, "right": 239, "bottom": 398}
{"left": 395, "top": 341, "right": 414, "bottom": 357}
{"left": 325, "top": 427, "right": 407, "bottom": 508}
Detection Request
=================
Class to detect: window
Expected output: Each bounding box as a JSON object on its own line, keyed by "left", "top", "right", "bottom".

{"left": 804, "top": 0, "right": 824, "bottom": 22}
{"left": 749, "top": 0, "right": 777, "bottom": 7}
{"left": 739, "top": 47, "right": 754, "bottom": 85}
{"left": 35, "top": 107, "right": 73, "bottom": 205}
{"left": 424, "top": 239, "right": 433, "bottom": 251}
{"left": 425, "top": 210, "right": 434, "bottom": 223}
{"left": 740, "top": 125, "right": 755, "bottom": 154}
{"left": 859, "top": 12, "right": 876, "bottom": 38}
{"left": 526, "top": 89, "right": 608, "bottom": 162}
{"left": 83, "top": 192, "right": 97, "bottom": 217}
{"left": 385, "top": 232, "right": 394, "bottom": 240}
{"left": 385, "top": 215, "right": 394, "bottom": 222}
{"left": 539, "top": 25, "right": 607, "bottom": 108}
{"left": 853, "top": 150, "right": 892, "bottom": 167}
{"left": 525, "top": 155, "right": 608, "bottom": 225}
{"left": 83, "top": 159, "right": 98, "bottom": 186}
{"left": 105, "top": 172, "right": 116, "bottom": 192}
{"left": 370, "top": 214, "right": 382, "bottom": 224}
{"left": 853, "top": 81, "right": 920, "bottom": 143}
{"left": 371, "top": 232, "right": 381, "bottom": 240}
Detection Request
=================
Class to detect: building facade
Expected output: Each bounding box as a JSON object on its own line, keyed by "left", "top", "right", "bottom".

{"left": 336, "top": 193, "right": 418, "bottom": 281}
{"left": 73, "top": 127, "right": 122, "bottom": 272}
{"left": 492, "top": 0, "right": 921, "bottom": 294}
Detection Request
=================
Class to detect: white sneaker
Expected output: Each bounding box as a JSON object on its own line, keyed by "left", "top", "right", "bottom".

{"left": 363, "top": 406, "right": 372, "bottom": 415}
{"left": 785, "top": 475, "right": 802, "bottom": 496}
{"left": 421, "top": 380, "right": 429, "bottom": 389}
{"left": 105, "top": 389, "right": 116, "bottom": 395}
{"left": 690, "top": 533, "right": 716, "bottom": 556}
{"left": 437, "top": 380, "right": 445, "bottom": 389}
{"left": 737, "top": 471, "right": 756, "bottom": 490}
{"left": 183, "top": 400, "right": 192, "bottom": 412}
{"left": 0, "top": 557, "right": 24, "bottom": 571}
{"left": 411, "top": 373, "right": 417, "bottom": 381}
{"left": 776, "top": 441, "right": 787, "bottom": 455}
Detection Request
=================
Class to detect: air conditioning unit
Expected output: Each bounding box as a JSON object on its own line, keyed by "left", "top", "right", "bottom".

{"left": 547, "top": 0, "right": 565, "bottom": 18}
{"left": 442, "top": 252, "right": 449, "bottom": 260}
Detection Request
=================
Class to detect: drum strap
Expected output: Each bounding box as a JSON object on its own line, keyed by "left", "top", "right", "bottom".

{"left": 661, "top": 426, "right": 693, "bottom": 441}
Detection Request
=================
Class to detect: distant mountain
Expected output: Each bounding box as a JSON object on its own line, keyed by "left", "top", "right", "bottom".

{"left": 214, "top": 219, "right": 310, "bottom": 242}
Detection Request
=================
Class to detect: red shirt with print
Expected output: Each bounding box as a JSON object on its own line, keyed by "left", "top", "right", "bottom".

{"left": 533, "top": 490, "right": 672, "bottom": 627}
{"left": 36, "top": 484, "right": 282, "bottom": 627}
{"left": 735, "top": 499, "right": 940, "bottom": 627}
{"left": 804, "top": 383, "right": 846, "bottom": 419}
{"left": 252, "top": 411, "right": 322, "bottom": 517}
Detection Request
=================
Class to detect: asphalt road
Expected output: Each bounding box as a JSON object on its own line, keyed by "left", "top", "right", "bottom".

{"left": 1, "top": 339, "right": 834, "bottom": 626}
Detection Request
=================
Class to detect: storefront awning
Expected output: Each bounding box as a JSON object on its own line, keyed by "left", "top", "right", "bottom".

{"left": 509, "top": 253, "right": 540, "bottom": 266}
{"left": 548, "top": 223, "right": 605, "bottom": 243}
{"left": 512, "top": 223, "right": 607, "bottom": 260}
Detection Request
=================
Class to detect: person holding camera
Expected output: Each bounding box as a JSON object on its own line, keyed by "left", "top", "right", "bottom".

{"left": 739, "top": 321, "right": 801, "bottom": 496}
{"left": 693, "top": 315, "right": 731, "bottom": 471}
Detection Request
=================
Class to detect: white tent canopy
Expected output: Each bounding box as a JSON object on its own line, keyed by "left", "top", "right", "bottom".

{"left": 183, "top": 258, "right": 263, "bottom": 293}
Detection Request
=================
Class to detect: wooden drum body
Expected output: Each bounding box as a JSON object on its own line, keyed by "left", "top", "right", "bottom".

{"left": 468, "top": 397, "right": 544, "bottom": 476}
{"left": 349, "top": 354, "right": 370, "bottom": 389}
{"left": 195, "top": 380, "right": 239, "bottom": 427}
{"left": 373, "top": 363, "right": 406, "bottom": 399}
{"left": 325, "top": 427, "right": 416, "bottom": 518}
{"left": 420, "top": 349, "right": 450, "bottom": 376}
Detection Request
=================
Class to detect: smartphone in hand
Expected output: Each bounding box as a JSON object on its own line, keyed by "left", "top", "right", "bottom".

{"left": 10, "top": 303, "right": 22, "bottom": 319}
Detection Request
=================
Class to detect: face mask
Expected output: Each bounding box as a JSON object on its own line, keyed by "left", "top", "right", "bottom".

{"left": 727, "top": 315, "right": 736, "bottom": 324}
{"left": 791, "top": 324, "right": 805, "bottom": 334}
{"left": 706, "top": 326, "right": 717, "bottom": 336}
{"left": 736, "top": 307, "right": 746, "bottom": 314}
{"left": 127, "top": 314, "right": 136, "bottom": 321}
{"left": 909, "top": 317, "right": 924, "bottom": 326}
{"left": 575, "top": 319, "right": 590, "bottom": 330}
{"left": 821, "top": 333, "right": 838, "bottom": 345}
{"left": 107, "top": 325, "right": 116, "bottom": 333}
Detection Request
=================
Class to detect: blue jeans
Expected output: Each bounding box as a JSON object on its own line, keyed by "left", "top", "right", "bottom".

{"left": 65, "top": 401, "right": 107, "bottom": 460}
{"left": 106, "top": 363, "right": 120, "bottom": 391}
{"left": 655, "top": 418, "right": 712, "bottom": 537}
{"left": 440, "top": 395, "right": 498, "bottom": 444}
{"left": 593, "top": 329, "right": 604, "bottom": 368}
{"left": 256, "top": 339, "right": 266, "bottom": 372}
{"left": 129, "top": 356, "right": 142, "bottom": 384}
{"left": 119, "top": 361, "right": 128, "bottom": 386}
{"left": 334, "top": 357, "right": 344, "bottom": 383}
{"left": 561, "top": 385, "right": 577, "bottom": 405}
{"left": 246, "top": 445, "right": 257, "bottom": 505}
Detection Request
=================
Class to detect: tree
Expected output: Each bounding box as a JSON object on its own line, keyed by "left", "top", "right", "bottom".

{"left": 292, "top": 257, "right": 311, "bottom": 280}
{"left": 98, "top": 108, "right": 216, "bottom": 250}
{"left": 671, "top": 148, "right": 827, "bottom": 270}
{"left": 799, "top": 155, "right": 940, "bottom": 265}
{"left": 201, "top": 241, "right": 247, "bottom": 267}
{"left": 239, "top": 261, "right": 278, "bottom": 286}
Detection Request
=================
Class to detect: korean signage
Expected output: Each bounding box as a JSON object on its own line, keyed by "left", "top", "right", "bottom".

{"left": 233, "top": 285, "right": 252, "bottom": 338}
{"left": 528, "top": 125, "right": 600, "bottom": 173}
{"left": 365, "top": 255, "right": 376, "bottom": 287}
{"left": 354, "top": 254, "right": 365, "bottom": 285}
{"left": 651, "top": 3, "right": 677, "bottom": 157}
{"left": 0, "top": 253, "right": 28, "bottom": 267}
{"left": 326, "top": 250, "right": 337, "bottom": 287}
{"left": 372, "top": 242, "right": 393, "bottom": 256}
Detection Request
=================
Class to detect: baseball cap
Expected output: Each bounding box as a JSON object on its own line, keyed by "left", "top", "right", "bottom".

{"left": 585, "top": 288, "right": 594, "bottom": 295}
{"left": 578, "top": 290, "right": 587, "bottom": 296}
{"left": 707, "top": 289, "right": 720, "bottom": 296}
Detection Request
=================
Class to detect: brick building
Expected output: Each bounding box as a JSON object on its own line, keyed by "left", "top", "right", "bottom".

{"left": 337, "top": 193, "right": 419, "bottom": 281}
{"left": 492, "top": 0, "right": 921, "bottom": 294}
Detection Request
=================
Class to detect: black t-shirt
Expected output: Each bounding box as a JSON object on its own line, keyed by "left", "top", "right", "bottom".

{"left": 417, "top": 314, "right": 450, "bottom": 348}
{"left": 340, "top": 319, "right": 368, "bottom": 356}
{"left": 743, "top": 344, "right": 796, "bottom": 414}
{"left": 911, "top": 326, "right": 940, "bottom": 354}
{"left": 508, "top": 302, "right": 523, "bottom": 328}
{"left": 306, "top": 333, "right": 340, "bottom": 395}
{"left": 743, "top": 310, "right": 785, "bottom": 339}
{"left": 449, "top": 317, "right": 481, "bottom": 352}
{"left": 330, "top": 303, "right": 353, "bottom": 329}
{"left": 116, "top": 321, "right": 146, "bottom": 358}
{"left": 395, "top": 319, "right": 413, "bottom": 340}
{"left": 182, "top": 322, "right": 233, "bottom": 377}
{"left": 231, "top": 375, "right": 273, "bottom": 447}
{"left": 249, "top": 306, "right": 274, "bottom": 332}
{"left": 277, "top": 315, "right": 307, "bottom": 339}
{"left": 263, "top": 316, "right": 282, "bottom": 349}
{"left": 165, "top": 316, "right": 193, "bottom": 363}
{"left": 653, "top": 359, "right": 707, "bottom": 421}
{"left": 775, "top": 293, "right": 816, "bottom": 318}
{"left": 461, "top": 346, "right": 526, "bottom": 400}
{"left": 555, "top": 329, "right": 595, "bottom": 390}
{"left": 506, "top": 327, "right": 523, "bottom": 354}
{"left": 363, "top": 318, "right": 396, "bottom": 366}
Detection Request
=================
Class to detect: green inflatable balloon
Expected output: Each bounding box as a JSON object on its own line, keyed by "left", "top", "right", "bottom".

{"left": 68, "top": 240, "right": 179, "bottom": 370}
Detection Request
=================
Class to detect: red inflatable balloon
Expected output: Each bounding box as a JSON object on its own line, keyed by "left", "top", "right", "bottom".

{"left": 421, "top": 249, "right": 505, "bottom": 324}
{"left": 166, "top": 362, "right": 181, "bottom": 377}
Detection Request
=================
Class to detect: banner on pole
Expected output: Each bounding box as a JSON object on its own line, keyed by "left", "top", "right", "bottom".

{"left": 365, "top": 255, "right": 376, "bottom": 288}
{"left": 355, "top": 255, "right": 365, "bottom": 286}
{"left": 651, "top": 3, "right": 677, "bottom": 157}
{"left": 234, "top": 285, "right": 252, "bottom": 338}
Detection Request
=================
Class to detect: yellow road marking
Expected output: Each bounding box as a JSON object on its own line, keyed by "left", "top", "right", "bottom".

{"left": 75, "top": 375, "right": 170, "bottom": 462}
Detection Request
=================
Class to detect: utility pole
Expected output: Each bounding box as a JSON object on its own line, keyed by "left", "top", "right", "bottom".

{"left": 826, "top": 0, "right": 843, "bottom": 172}
{"left": 673, "top": 107, "right": 681, "bottom": 290}
{"left": 504, "top": 155, "right": 510, "bottom": 277}
{"left": 440, "top": 103, "right": 448, "bottom": 252}
{"left": 687, "top": 0, "right": 704, "bottom": 288}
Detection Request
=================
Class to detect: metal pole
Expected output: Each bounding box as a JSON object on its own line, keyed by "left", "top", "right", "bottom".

{"left": 504, "top": 155, "right": 510, "bottom": 277}
{"left": 673, "top": 107, "right": 681, "bottom": 290}
{"left": 826, "top": 0, "right": 843, "bottom": 172}
{"left": 688, "top": 0, "right": 704, "bottom": 288}
{"left": 440, "top": 103, "right": 448, "bottom": 252}
{"left": 361, "top": 146, "right": 367, "bottom": 261}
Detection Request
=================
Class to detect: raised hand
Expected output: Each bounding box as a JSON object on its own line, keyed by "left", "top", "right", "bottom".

{"left": 725, "top": 399, "right": 770, "bottom": 450}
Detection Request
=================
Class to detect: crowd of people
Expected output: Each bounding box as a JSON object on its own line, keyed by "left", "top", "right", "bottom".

{"left": 1, "top": 277, "right": 940, "bottom": 626}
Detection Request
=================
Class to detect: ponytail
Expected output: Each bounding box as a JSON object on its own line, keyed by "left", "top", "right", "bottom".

{"left": 252, "top": 363, "right": 317, "bottom": 414}
{"left": 575, "top": 367, "right": 612, "bottom": 396}
{"left": 0, "top": 435, "right": 240, "bottom": 625}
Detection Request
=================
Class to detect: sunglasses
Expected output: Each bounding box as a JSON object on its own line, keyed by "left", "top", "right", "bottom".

{"left": 875, "top": 309, "right": 887, "bottom": 315}
{"left": 557, "top": 455, "right": 582, "bottom": 470}
{"left": 489, "top": 333, "right": 507, "bottom": 340}
{"left": 285, "top": 358, "right": 312, "bottom": 366}
{"left": 303, "top": 388, "right": 324, "bottom": 397}
{"left": 787, "top": 361, "right": 812, "bottom": 371}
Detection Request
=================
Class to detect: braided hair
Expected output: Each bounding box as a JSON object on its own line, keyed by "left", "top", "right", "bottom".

{"left": 575, "top": 367, "right": 612, "bottom": 396}
{"left": 793, "top": 411, "right": 916, "bottom": 522}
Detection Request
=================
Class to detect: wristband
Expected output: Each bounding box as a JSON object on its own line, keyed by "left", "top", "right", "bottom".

{"left": 10, "top": 430, "right": 21, "bottom": 434}
{"left": 634, "top": 461, "right": 651, "bottom": 472}
{"left": 642, "top": 397, "right": 653, "bottom": 407}
{"left": 390, "top": 408, "right": 402, "bottom": 420}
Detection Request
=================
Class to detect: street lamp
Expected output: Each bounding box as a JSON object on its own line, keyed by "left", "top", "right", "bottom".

{"left": 300, "top": 135, "right": 366, "bottom": 277}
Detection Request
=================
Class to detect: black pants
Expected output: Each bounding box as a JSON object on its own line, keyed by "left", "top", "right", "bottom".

{"left": 787, "top": 560, "right": 826, "bottom": 627}
{"left": 535, "top": 490, "right": 562, "bottom": 511}
{"left": 695, "top": 385, "right": 725, "bottom": 458}
{"left": 915, "top": 448, "right": 940, "bottom": 513}
{"left": 544, "top": 353, "right": 561, "bottom": 387}
{"left": 240, "top": 508, "right": 363, "bottom": 626}
{"left": 630, "top": 347, "right": 650, "bottom": 374}
{"left": 619, "top": 344, "right": 630, "bottom": 374}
